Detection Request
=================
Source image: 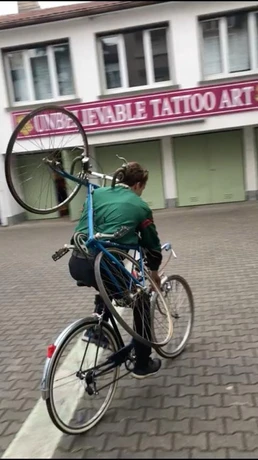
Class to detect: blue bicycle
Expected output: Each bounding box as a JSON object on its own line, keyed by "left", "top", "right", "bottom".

{"left": 5, "top": 105, "right": 194, "bottom": 435}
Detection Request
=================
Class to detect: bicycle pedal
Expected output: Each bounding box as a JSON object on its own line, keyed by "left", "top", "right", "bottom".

{"left": 52, "top": 247, "right": 69, "bottom": 261}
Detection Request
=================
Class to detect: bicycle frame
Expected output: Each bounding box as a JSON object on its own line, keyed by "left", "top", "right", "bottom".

{"left": 80, "top": 309, "right": 135, "bottom": 380}
{"left": 53, "top": 161, "right": 147, "bottom": 290}
{"left": 50, "top": 155, "right": 176, "bottom": 290}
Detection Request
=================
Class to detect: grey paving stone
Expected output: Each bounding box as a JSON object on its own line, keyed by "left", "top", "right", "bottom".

{"left": 1, "top": 203, "right": 258, "bottom": 459}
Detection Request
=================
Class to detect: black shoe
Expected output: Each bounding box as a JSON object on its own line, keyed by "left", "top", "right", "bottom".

{"left": 132, "top": 358, "right": 161, "bottom": 379}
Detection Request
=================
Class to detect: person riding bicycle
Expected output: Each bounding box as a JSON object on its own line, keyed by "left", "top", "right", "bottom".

{"left": 69, "top": 161, "right": 163, "bottom": 379}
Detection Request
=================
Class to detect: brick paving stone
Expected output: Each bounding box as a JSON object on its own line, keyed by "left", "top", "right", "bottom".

{"left": 1, "top": 202, "right": 258, "bottom": 458}
{"left": 228, "top": 451, "right": 258, "bottom": 459}
{"left": 120, "top": 450, "right": 156, "bottom": 459}
{"left": 160, "top": 451, "right": 192, "bottom": 458}
{"left": 191, "top": 449, "right": 228, "bottom": 459}
{"left": 139, "top": 433, "right": 173, "bottom": 451}
{"left": 209, "top": 433, "right": 244, "bottom": 450}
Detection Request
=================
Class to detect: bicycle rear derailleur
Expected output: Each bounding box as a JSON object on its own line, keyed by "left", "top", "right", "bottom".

{"left": 76, "top": 369, "right": 99, "bottom": 396}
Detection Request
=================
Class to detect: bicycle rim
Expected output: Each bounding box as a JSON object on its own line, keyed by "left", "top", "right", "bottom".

{"left": 5, "top": 105, "right": 88, "bottom": 215}
{"left": 94, "top": 248, "right": 173, "bottom": 348}
{"left": 46, "top": 319, "right": 119, "bottom": 435}
{"left": 152, "top": 275, "right": 194, "bottom": 359}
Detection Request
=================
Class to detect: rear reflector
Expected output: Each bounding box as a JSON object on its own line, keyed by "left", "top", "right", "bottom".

{"left": 47, "top": 344, "right": 56, "bottom": 358}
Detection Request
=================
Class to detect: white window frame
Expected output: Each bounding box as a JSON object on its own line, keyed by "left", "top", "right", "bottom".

{"left": 200, "top": 11, "right": 258, "bottom": 80}
{"left": 4, "top": 42, "right": 75, "bottom": 106}
{"left": 99, "top": 26, "right": 172, "bottom": 95}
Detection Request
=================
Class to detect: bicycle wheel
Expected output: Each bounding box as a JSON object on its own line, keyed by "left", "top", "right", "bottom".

{"left": 46, "top": 318, "right": 120, "bottom": 435}
{"left": 5, "top": 105, "right": 88, "bottom": 215}
{"left": 95, "top": 248, "right": 173, "bottom": 348}
{"left": 152, "top": 275, "right": 194, "bottom": 359}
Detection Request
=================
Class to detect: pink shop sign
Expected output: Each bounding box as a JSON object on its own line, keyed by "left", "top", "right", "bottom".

{"left": 12, "top": 80, "right": 258, "bottom": 139}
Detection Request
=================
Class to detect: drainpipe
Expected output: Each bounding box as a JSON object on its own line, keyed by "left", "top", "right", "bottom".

{"left": 0, "top": 182, "right": 8, "bottom": 226}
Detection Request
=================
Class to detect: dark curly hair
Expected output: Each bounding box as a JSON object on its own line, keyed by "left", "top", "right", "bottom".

{"left": 111, "top": 162, "right": 149, "bottom": 188}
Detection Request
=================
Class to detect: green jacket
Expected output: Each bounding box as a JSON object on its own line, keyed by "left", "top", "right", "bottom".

{"left": 73, "top": 184, "right": 162, "bottom": 271}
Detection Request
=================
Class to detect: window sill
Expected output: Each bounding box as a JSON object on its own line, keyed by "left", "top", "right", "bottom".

{"left": 6, "top": 97, "right": 82, "bottom": 112}
{"left": 198, "top": 73, "right": 258, "bottom": 86}
{"left": 98, "top": 84, "right": 180, "bottom": 100}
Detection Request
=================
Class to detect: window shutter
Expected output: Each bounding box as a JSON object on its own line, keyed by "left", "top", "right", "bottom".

{"left": 227, "top": 13, "right": 250, "bottom": 72}
{"left": 202, "top": 20, "right": 222, "bottom": 76}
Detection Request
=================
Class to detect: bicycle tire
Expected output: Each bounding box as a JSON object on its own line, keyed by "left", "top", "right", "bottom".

{"left": 5, "top": 105, "right": 88, "bottom": 215}
{"left": 94, "top": 248, "right": 173, "bottom": 348}
{"left": 152, "top": 275, "right": 194, "bottom": 359}
{"left": 45, "top": 317, "right": 120, "bottom": 435}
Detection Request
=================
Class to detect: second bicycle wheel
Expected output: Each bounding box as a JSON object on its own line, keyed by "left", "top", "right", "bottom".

{"left": 5, "top": 105, "right": 89, "bottom": 215}
{"left": 94, "top": 248, "right": 173, "bottom": 348}
{"left": 151, "top": 275, "right": 194, "bottom": 359}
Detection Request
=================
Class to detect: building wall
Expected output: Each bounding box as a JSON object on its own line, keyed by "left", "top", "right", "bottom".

{"left": 1, "top": 1, "right": 258, "bottom": 222}
{"left": 0, "top": 1, "right": 258, "bottom": 144}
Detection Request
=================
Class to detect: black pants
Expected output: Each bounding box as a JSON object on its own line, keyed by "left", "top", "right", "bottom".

{"left": 69, "top": 252, "right": 151, "bottom": 366}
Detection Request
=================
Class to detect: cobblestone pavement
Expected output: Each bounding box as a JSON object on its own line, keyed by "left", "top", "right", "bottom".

{"left": 1, "top": 202, "right": 258, "bottom": 459}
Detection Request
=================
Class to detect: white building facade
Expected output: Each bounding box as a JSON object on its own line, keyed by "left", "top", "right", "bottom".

{"left": 1, "top": 0, "right": 258, "bottom": 225}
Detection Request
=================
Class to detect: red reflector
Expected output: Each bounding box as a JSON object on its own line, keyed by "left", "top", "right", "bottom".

{"left": 47, "top": 344, "right": 56, "bottom": 358}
